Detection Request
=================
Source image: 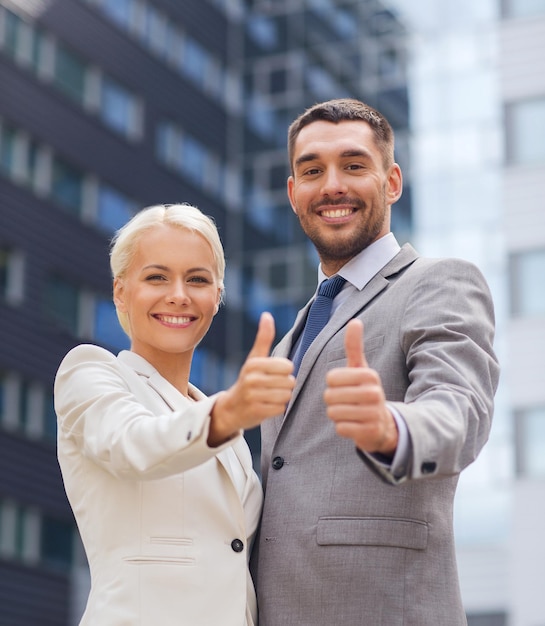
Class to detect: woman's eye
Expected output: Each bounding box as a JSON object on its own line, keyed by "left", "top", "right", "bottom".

{"left": 146, "top": 274, "right": 166, "bottom": 281}
{"left": 189, "top": 276, "right": 210, "bottom": 284}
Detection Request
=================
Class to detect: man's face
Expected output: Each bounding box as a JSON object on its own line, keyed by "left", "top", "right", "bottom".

{"left": 288, "top": 120, "right": 402, "bottom": 275}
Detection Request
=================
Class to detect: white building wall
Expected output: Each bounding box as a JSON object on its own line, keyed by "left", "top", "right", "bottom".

{"left": 501, "top": 12, "right": 545, "bottom": 626}
{"left": 510, "top": 481, "right": 545, "bottom": 626}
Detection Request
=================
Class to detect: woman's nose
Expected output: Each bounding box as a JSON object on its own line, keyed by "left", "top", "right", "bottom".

{"left": 166, "top": 281, "right": 190, "bottom": 304}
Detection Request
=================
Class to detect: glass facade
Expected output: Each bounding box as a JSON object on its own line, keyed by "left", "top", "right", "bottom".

{"left": 0, "top": 0, "right": 411, "bottom": 622}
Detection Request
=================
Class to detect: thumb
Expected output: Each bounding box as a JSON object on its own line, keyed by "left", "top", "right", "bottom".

{"left": 345, "top": 319, "right": 368, "bottom": 368}
{"left": 247, "top": 312, "right": 275, "bottom": 359}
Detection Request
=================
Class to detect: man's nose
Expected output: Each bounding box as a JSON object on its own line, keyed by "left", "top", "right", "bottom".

{"left": 320, "top": 168, "right": 348, "bottom": 196}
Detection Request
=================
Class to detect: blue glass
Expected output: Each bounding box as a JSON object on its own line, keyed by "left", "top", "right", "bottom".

{"left": 94, "top": 299, "right": 130, "bottom": 351}
{"left": 97, "top": 185, "right": 136, "bottom": 233}
{"left": 101, "top": 77, "right": 135, "bottom": 137}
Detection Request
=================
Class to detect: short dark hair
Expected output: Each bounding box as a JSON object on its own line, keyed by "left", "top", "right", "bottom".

{"left": 287, "top": 98, "right": 395, "bottom": 174}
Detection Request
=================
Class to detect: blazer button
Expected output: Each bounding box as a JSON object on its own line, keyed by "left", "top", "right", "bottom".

{"left": 231, "top": 538, "right": 244, "bottom": 553}
{"left": 272, "top": 456, "right": 284, "bottom": 470}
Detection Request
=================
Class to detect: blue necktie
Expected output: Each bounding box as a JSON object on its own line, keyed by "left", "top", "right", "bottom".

{"left": 292, "top": 275, "right": 346, "bottom": 376}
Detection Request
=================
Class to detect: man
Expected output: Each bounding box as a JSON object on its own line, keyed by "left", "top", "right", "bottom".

{"left": 252, "top": 99, "right": 500, "bottom": 625}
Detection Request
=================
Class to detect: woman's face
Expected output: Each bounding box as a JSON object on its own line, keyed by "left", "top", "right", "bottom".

{"left": 113, "top": 224, "right": 222, "bottom": 369}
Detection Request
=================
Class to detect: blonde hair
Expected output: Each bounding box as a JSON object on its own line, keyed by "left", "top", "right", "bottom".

{"left": 110, "top": 203, "right": 225, "bottom": 336}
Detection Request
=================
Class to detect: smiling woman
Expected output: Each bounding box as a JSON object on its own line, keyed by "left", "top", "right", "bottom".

{"left": 54, "top": 203, "right": 295, "bottom": 626}
{"left": 112, "top": 221, "right": 222, "bottom": 386}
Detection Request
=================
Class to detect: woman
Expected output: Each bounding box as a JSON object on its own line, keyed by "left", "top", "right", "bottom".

{"left": 55, "top": 203, "right": 294, "bottom": 626}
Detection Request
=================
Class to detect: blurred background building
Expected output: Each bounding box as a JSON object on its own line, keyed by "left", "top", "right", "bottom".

{"left": 0, "top": 0, "right": 410, "bottom": 623}
{"left": 387, "top": 1, "right": 545, "bottom": 625}
{"left": 0, "top": 0, "right": 543, "bottom": 625}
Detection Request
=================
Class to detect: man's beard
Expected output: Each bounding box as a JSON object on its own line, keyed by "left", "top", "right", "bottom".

{"left": 298, "top": 192, "right": 388, "bottom": 265}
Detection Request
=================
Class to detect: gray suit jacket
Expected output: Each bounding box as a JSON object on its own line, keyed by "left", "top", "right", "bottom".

{"left": 254, "top": 244, "right": 499, "bottom": 626}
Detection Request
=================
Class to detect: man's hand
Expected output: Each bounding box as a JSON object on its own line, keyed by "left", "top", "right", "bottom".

{"left": 209, "top": 312, "right": 295, "bottom": 446}
{"left": 324, "top": 319, "right": 398, "bottom": 456}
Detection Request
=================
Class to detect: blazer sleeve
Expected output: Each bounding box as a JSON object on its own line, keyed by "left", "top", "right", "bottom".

{"left": 360, "top": 257, "right": 500, "bottom": 485}
{"left": 54, "top": 344, "right": 240, "bottom": 480}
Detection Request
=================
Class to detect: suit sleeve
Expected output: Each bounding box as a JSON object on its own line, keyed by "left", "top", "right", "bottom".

{"left": 360, "top": 257, "right": 500, "bottom": 485}
{"left": 54, "top": 344, "right": 239, "bottom": 480}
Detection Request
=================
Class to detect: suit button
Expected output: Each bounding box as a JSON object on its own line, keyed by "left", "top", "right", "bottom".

{"left": 231, "top": 538, "right": 244, "bottom": 553}
{"left": 272, "top": 456, "right": 284, "bottom": 470}
{"left": 421, "top": 461, "right": 437, "bottom": 475}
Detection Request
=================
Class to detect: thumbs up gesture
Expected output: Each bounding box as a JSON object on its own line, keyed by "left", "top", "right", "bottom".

{"left": 324, "top": 319, "right": 398, "bottom": 456}
{"left": 209, "top": 312, "right": 295, "bottom": 446}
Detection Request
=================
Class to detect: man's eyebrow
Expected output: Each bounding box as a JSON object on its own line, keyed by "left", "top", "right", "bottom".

{"left": 339, "top": 149, "right": 372, "bottom": 159}
{"left": 294, "top": 152, "right": 319, "bottom": 168}
{"left": 294, "top": 148, "right": 373, "bottom": 168}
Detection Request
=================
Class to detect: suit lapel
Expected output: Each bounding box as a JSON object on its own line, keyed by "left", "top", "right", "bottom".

{"left": 277, "top": 244, "right": 419, "bottom": 428}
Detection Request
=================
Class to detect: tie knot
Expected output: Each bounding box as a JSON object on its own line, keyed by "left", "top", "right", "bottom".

{"left": 318, "top": 275, "right": 346, "bottom": 299}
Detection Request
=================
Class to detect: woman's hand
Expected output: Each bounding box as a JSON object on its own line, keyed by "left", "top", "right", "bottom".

{"left": 208, "top": 312, "right": 295, "bottom": 446}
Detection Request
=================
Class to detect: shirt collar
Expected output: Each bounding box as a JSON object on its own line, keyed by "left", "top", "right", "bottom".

{"left": 317, "top": 232, "right": 401, "bottom": 291}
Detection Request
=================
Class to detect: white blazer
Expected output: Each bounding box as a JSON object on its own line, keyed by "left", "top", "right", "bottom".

{"left": 55, "top": 344, "right": 263, "bottom": 626}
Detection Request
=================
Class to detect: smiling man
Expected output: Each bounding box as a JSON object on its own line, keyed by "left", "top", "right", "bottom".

{"left": 252, "top": 99, "right": 500, "bottom": 626}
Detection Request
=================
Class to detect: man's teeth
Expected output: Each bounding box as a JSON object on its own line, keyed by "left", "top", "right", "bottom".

{"left": 322, "top": 208, "right": 352, "bottom": 218}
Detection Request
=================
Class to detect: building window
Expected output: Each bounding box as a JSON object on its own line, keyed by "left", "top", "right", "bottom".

{"left": 85, "top": 0, "right": 231, "bottom": 108}
{"left": 466, "top": 613, "right": 508, "bottom": 626}
{"left": 0, "top": 500, "right": 26, "bottom": 560}
{"left": 45, "top": 275, "right": 80, "bottom": 335}
{"left": 506, "top": 97, "right": 545, "bottom": 165}
{"left": 0, "top": 372, "right": 53, "bottom": 440}
{"left": 510, "top": 249, "right": 545, "bottom": 317}
{"left": 156, "top": 121, "right": 226, "bottom": 200}
{"left": 516, "top": 406, "right": 545, "bottom": 478}
{"left": 100, "top": 76, "right": 142, "bottom": 139}
{"left": 100, "top": 0, "right": 136, "bottom": 30}
{"left": 94, "top": 298, "right": 130, "bottom": 351}
{"left": 0, "top": 246, "right": 24, "bottom": 305}
{"left": 502, "top": 0, "right": 545, "bottom": 18}
{"left": 2, "top": 7, "right": 25, "bottom": 61}
{"left": 0, "top": 119, "right": 139, "bottom": 231}
{"left": 96, "top": 183, "right": 137, "bottom": 233}
{"left": 51, "top": 157, "right": 85, "bottom": 215}
{"left": 0, "top": 121, "right": 17, "bottom": 177}
{"left": 137, "top": 3, "right": 168, "bottom": 56}
{"left": 54, "top": 43, "right": 88, "bottom": 105}
{"left": 0, "top": 499, "right": 75, "bottom": 570}
{"left": 40, "top": 515, "right": 74, "bottom": 570}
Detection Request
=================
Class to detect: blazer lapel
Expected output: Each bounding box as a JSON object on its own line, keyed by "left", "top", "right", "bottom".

{"left": 118, "top": 351, "right": 244, "bottom": 488}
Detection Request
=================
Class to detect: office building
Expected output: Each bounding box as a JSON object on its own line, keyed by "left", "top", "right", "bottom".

{"left": 390, "top": 0, "right": 545, "bottom": 623}
{"left": 0, "top": 0, "right": 410, "bottom": 622}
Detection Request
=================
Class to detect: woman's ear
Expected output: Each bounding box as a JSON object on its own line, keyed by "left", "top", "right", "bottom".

{"left": 214, "top": 287, "right": 222, "bottom": 315}
{"left": 113, "top": 278, "right": 126, "bottom": 312}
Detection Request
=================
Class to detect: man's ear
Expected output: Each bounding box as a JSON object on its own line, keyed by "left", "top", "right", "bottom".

{"left": 287, "top": 176, "right": 298, "bottom": 214}
{"left": 386, "top": 163, "right": 403, "bottom": 204}
{"left": 113, "top": 277, "right": 126, "bottom": 312}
